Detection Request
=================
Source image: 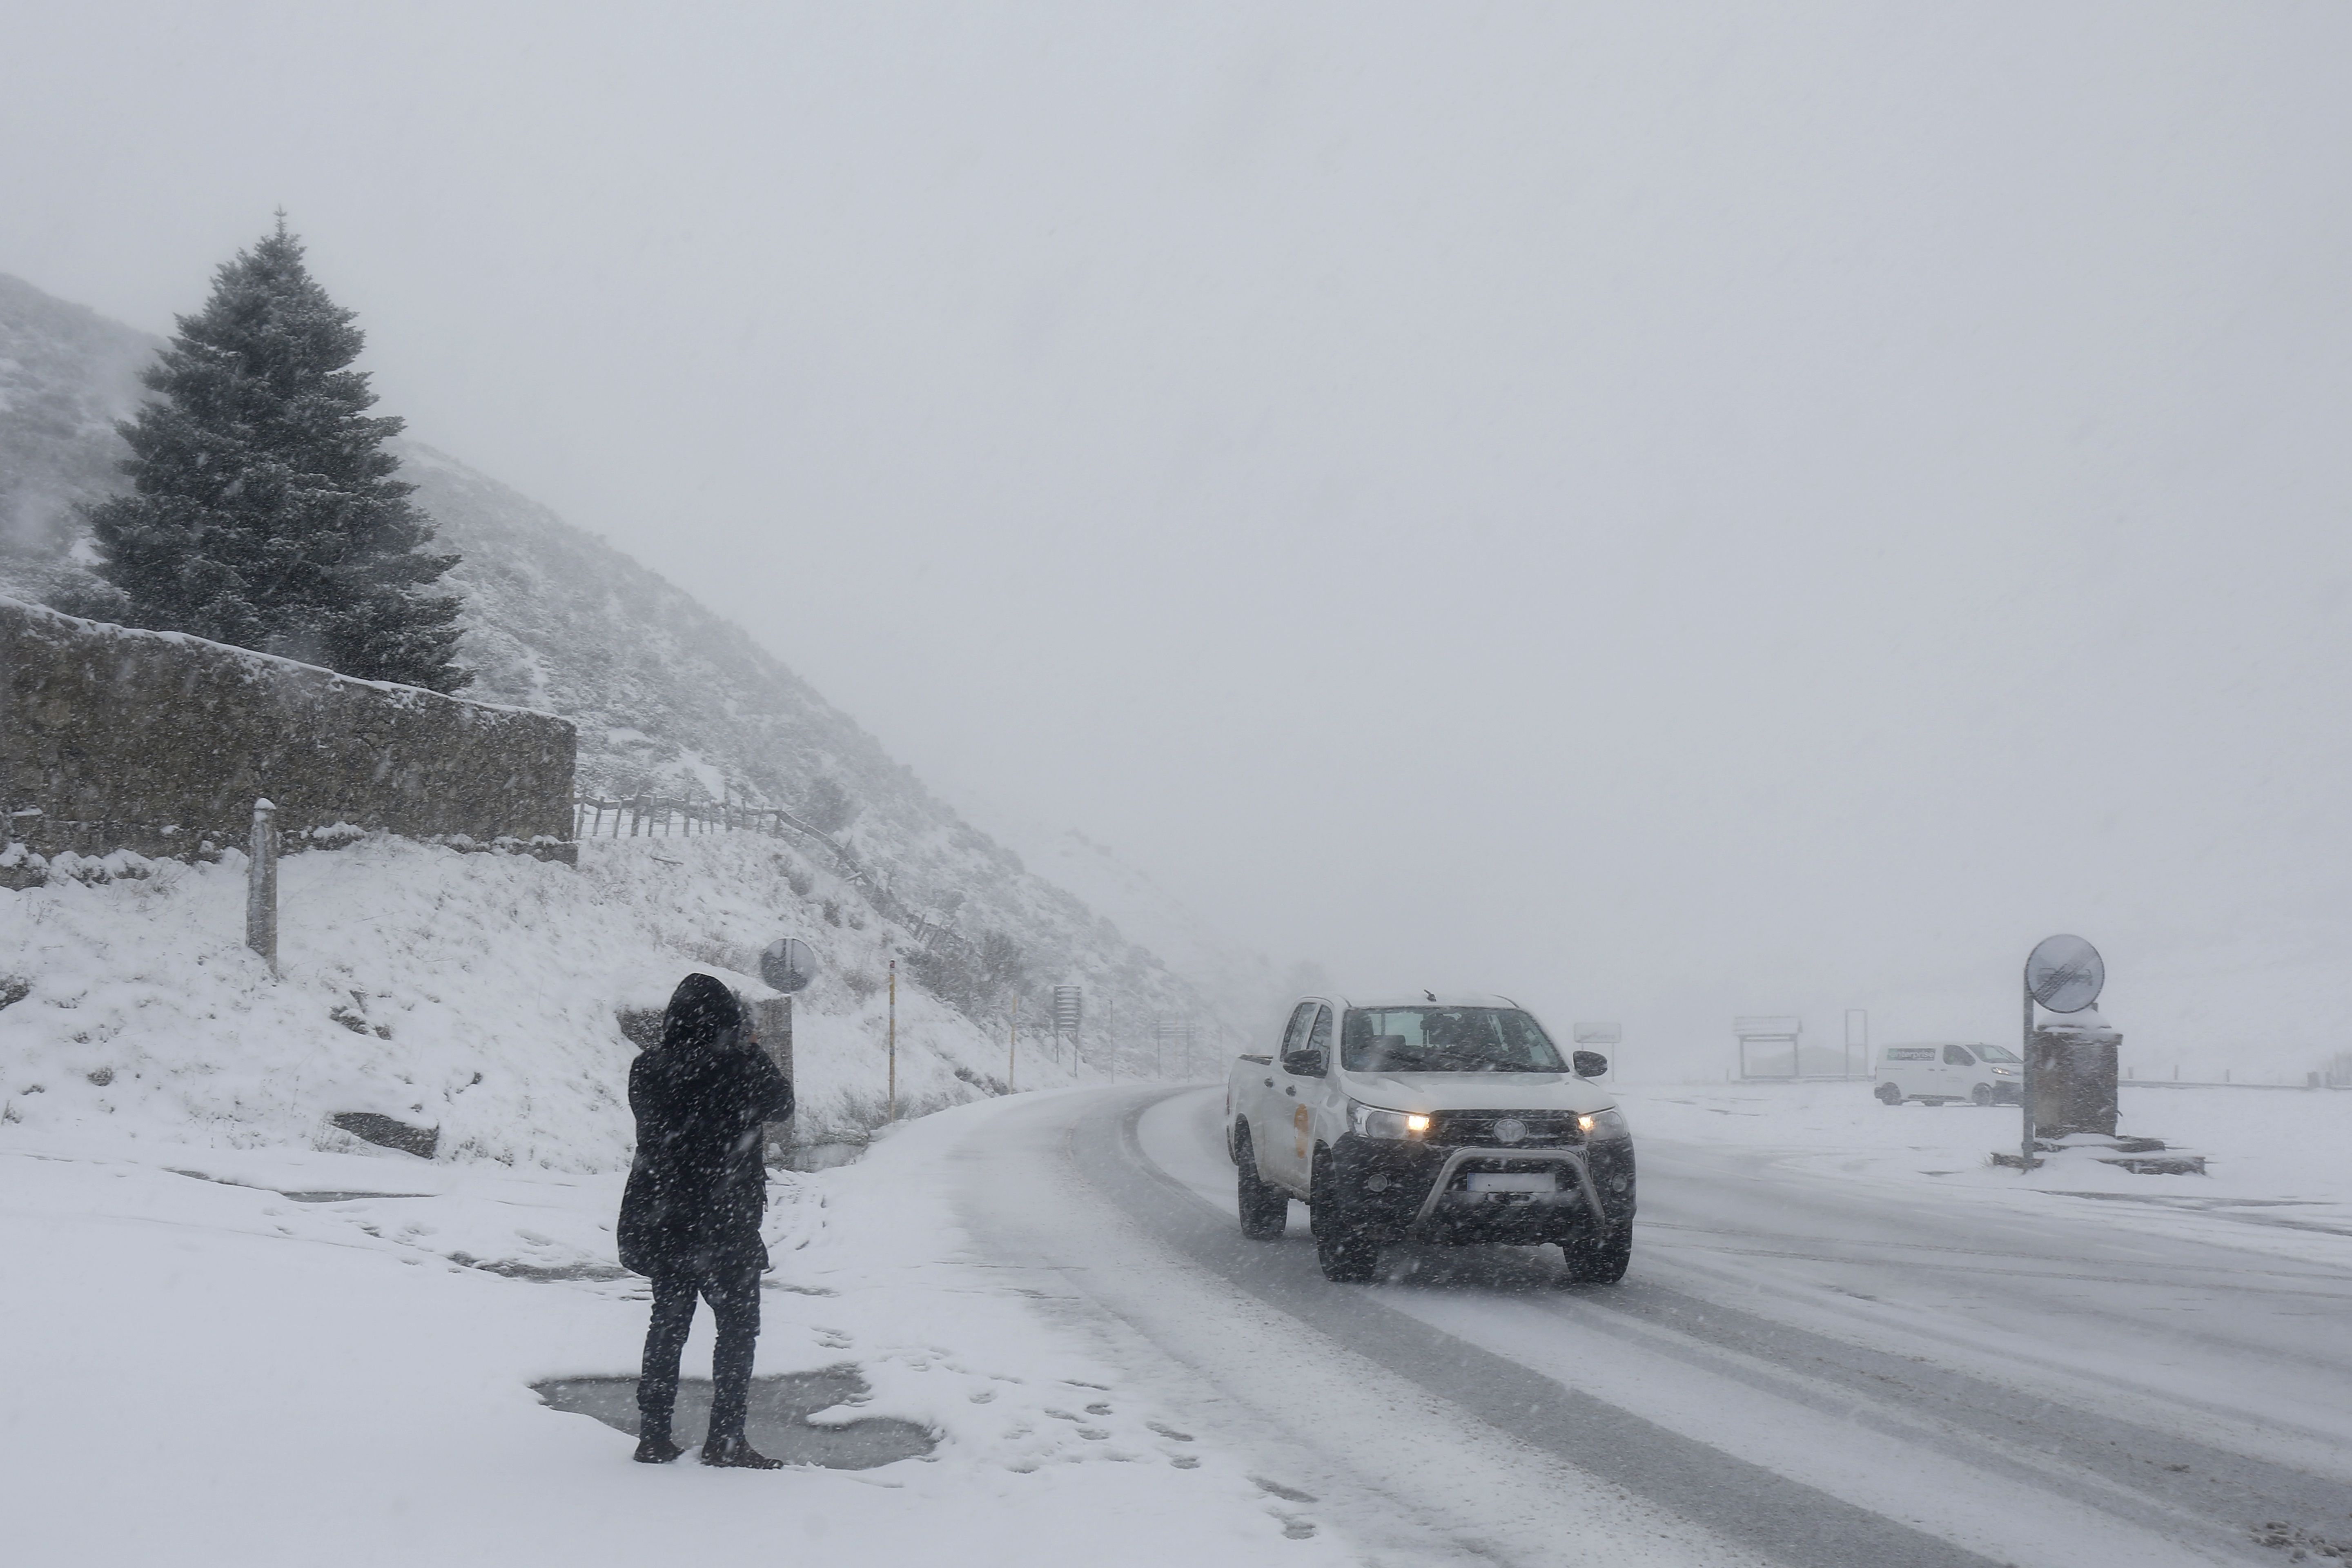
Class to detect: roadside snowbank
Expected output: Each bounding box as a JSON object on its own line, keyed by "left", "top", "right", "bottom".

{"left": 1619, "top": 1080, "right": 2352, "bottom": 1203}
{"left": 0, "top": 832, "right": 1061, "bottom": 1169}
{"left": 0, "top": 1091, "right": 1351, "bottom": 1568}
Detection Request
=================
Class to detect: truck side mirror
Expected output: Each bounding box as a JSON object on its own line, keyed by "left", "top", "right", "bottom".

{"left": 1572, "top": 1050, "right": 1609, "bottom": 1078}
{"left": 1282, "top": 1048, "right": 1327, "bottom": 1078}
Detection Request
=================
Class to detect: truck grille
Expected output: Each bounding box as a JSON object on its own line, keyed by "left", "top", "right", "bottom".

{"left": 1424, "top": 1110, "right": 1584, "bottom": 1148}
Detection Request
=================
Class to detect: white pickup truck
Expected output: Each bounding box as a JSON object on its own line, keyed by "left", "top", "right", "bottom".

{"left": 1224, "top": 992, "right": 1634, "bottom": 1283}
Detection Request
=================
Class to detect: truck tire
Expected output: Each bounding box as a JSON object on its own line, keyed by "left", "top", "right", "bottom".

{"left": 1875, "top": 1082, "right": 1902, "bottom": 1106}
{"left": 1316, "top": 1226, "right": 1381, "bottom": 1283}
{"left": 1308, "top": 1148, "right": 1381, "bottom": 1281}
{"left": 1234, "top": 1127, "right": 1290, "bottom": 1241}
{"left": 1971, "top": 1083, "right": 1994, "bottom": 1106}
{"left": 1558, "top": 1221, "right": 1633, "bottom": 1285}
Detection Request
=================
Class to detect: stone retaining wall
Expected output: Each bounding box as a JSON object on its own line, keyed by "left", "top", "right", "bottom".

{"left": 1, "top": 597, "right": 576, "bottom": 868}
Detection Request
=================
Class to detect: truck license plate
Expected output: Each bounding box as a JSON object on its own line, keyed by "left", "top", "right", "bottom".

{"left": 1465, "top": 1172, "right": 1555, "bottom": 1193}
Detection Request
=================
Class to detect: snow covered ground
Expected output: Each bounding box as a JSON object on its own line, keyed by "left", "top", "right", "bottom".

{"left": 11, "top": 849, "right": 2350, "bottom": 1568}
{"left": 0, "top": 1094, "right": 1369, "bottom": 1568}
{"left": 1619, "top": 1076, "right": 2352, "bottom": 1210}
{"left": 8, "top": 1068, "right": 2351, "bottom": 1565}
{"left": 0, "top": 831, "right": 1093, "bottom": 1167}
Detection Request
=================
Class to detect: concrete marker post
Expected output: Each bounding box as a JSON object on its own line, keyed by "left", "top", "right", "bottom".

{"left": 246, "top": 797, "right": 278, "bottom": 978}
{"left": 886, "top": 958, "right": 897, "bottom": 1122}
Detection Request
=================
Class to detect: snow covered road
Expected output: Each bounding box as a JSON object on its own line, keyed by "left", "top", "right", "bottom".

{"left": 978, "top": 1083, "right": 2352, "bottom": 1568}
{"left": 8, "top": 1079, "right": 2347, "bottom": 1566}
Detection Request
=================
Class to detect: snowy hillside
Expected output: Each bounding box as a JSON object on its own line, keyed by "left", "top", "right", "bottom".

{"left": 0, "top": 831, "right": 1092, "bottom": 1166}
{"left": 942, "top": 786, "right": 1297, "bottom": 1034}
{"left": 0, "top": 274, "right": 152, "bottom": 597}
{"left": 0, "top": 271, "right": 1229, "bottom": 1058}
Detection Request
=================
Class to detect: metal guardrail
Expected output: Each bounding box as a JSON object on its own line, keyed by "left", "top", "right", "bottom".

{"left": 2125, "top": 1076, "right": 2352, "bottom": 1091}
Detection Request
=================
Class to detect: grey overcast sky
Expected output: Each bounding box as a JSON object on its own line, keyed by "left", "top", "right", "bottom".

{"left": 7, "top": 2, "right": 2351, "bottom": 1070}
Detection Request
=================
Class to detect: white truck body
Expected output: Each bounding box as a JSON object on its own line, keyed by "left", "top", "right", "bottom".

{"left": 1223, "top": 991, "right": 1636, "bottom": 1282}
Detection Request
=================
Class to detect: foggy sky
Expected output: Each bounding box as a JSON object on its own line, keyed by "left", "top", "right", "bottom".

{"left": 7, "top": 2, "right": 2350, "bottom": 1074}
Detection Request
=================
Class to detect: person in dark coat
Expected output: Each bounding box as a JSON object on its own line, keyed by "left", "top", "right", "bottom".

{"left": 617, "top": 972, "right": 794, "bottom": 1467}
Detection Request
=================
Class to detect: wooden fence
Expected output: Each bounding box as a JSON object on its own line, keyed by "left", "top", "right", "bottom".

{"left": 572, "top": 794, "right": 820, "bottom": 842}
{"left": 569, "top": 793, "right": 966, "bottom": 956}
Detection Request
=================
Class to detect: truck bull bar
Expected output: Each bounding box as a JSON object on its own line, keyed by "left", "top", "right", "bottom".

{"left": 1406, "top": 1145, "right": 1609, "bottom": 1238}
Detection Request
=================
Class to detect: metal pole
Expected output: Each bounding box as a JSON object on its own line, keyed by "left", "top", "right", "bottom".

{"left": 245, "top": 797, "right": 278, "bottom": 977}
{"left": 2020, "top": 971, "right": 2035, "bottom": 1171}
{"left": 886, "top": 958, "right": 898, "bottom": 1121}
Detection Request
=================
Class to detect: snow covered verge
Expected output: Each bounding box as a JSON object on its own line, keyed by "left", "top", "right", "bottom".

{"left": 0, "top": 830, "right": 1082, "bottom": 1169}
{"left": 1618, "top": 1079, "right": 2352, "bottom": 1209}
{"left": 0, "top": 1092, "right": 1353, "bottom": 1568}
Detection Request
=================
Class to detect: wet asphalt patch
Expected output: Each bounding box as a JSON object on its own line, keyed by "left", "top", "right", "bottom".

{"left": 532, "top": 1368, "right": 936, "bottom": 1469}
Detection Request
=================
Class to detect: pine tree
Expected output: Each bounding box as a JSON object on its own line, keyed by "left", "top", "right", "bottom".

{"left": 83, "top": 217, "right": 469, "bottom": 692}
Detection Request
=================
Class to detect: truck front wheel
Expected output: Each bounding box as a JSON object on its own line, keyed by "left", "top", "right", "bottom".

{"left": 1310, "top": 1149, "right": 1381, "bottom": 1282}
{"left": 1235, "top": 1126, "right": 1290, "bottom": 1240}
{"left": 1316, "top": 1226, "right": 1380, "bottom": 1282}
{"left": 1558, "top": 1221, "right": 1633, "bottom": 1285}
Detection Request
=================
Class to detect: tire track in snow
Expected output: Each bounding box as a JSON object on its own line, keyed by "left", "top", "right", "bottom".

{"left": 1112, "top": 1085, "right": 2350, "bottom": 1568}
{"left": 1078, "top": 1088, "right": 2005, "bottom": 1568}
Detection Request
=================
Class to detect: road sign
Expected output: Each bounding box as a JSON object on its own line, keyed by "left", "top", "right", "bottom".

{"left": 2025, "top": 935, "right": 2104, "bottom": 1014}
{"left": 1573, "top": 1022, "right": 1621, "bottom": 1046}
{"left": 760, "top": 937, "right": 817, "bottom": 994}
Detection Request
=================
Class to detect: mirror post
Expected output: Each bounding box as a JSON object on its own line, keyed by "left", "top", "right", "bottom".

{"left": 2020, "top": 970, "right": 2035, "bottom": 1172}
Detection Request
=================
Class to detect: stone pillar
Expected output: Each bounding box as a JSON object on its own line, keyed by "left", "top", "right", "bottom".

{"left": 2027, "top": 1010, "right": 2120, "bottom": 1140}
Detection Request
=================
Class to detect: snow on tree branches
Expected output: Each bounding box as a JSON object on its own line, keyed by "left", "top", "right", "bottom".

{"left": 82, "top": 217, "right": 469, "bottom": 693}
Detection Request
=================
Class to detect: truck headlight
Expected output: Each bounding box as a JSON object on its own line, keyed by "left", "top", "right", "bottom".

{"left": 1990, "top": 1067, "right": 2018, "bottom": 1078}
{"left": 1577, "top": 1108, "right": 1630, "bottom": 1140}
{"left": 1349, "top": 1102, "right": 1429, "bottom": 1139}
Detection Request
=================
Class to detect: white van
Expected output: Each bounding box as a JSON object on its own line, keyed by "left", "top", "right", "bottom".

{"left": 1874, "top": 1042, "right": 2021, "bottom": 1106}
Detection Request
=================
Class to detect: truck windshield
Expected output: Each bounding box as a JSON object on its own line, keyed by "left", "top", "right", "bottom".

{"left": 1341, "top": 1007, "right": 1566, "bottom": 1073}
{"left": 1974, "top": 1043, "right": 2020, "bottom": 1063}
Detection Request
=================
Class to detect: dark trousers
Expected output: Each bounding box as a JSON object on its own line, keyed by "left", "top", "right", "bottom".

{"left": 637, "top": 1265, "right": 762, "bottom": 1444}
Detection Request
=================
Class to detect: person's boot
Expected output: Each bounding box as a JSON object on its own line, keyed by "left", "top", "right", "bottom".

{"left": 700, "top": 1433, "right": 783, "bottom": 1470}
{"left": 633, "top": 1432, "right": 684, "bottom": 1464}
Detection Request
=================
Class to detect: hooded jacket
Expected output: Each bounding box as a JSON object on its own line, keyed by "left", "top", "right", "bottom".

{"left": 617, "top": 973, "right": 795, "bottom": 1277}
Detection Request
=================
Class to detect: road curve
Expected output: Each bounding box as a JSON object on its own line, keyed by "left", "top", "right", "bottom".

{"left": 958, "top": 1084, "right": 2352, "bottom": 1568}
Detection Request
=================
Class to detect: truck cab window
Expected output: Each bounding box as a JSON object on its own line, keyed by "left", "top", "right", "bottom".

{"left": 1283, "top": 1004, "right": 1333, "bottom": 1076}
{"left": 1340, "top": 1007, "right": 1566, "bottom": 1073}
{"left": 1278, "top": 1003, "right": 1317, "bottom": 1059}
